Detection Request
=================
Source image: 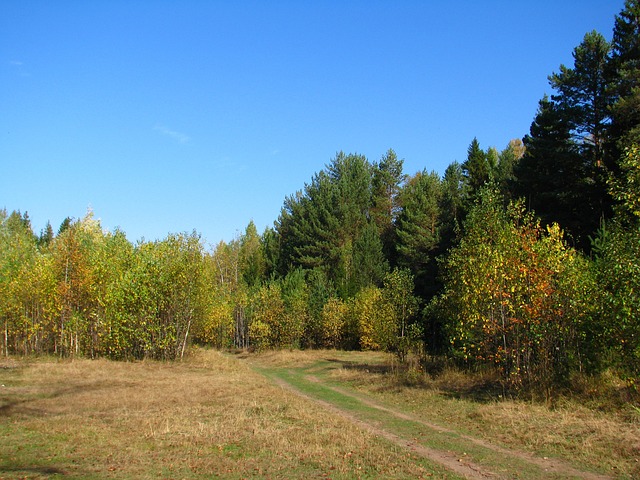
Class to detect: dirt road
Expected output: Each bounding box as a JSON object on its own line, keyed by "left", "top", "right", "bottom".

{"left": 263, "top": 369, "right": 613, "bottom": 480}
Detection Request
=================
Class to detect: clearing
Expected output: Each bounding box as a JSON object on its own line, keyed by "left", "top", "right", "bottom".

{"left": 1, "top": 349, "right": 638, "bottom": 479}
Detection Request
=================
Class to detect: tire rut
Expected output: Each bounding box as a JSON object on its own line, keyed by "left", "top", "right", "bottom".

{"left": 310, "top": 377, "right": 611, "bottom": 480}
{"left": 269, "top": 371, "right": 612, "bottom": 480}
{"left": 271, "top": 375, "right": 495, "bottom": 480}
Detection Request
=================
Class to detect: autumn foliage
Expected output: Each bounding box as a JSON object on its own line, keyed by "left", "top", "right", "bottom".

{"left": 2, "top": 2, "right": 640, "bottom": 396}
{"left": 436, "top": 188, "right": 595, "bottom": 390}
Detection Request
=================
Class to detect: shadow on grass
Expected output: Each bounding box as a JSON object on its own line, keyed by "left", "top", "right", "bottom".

{"left": 436, "top": 377, "right": 506, "bottom": 403}
{"left": 0, "top": 465, "right": 67, "bottom": 476}
{"left": 324, "top": 358, "right": 394, "bottom": 375}
{"left": 322, "top": 356, "right": 506, "bottom": 403}
{"left": 0, "top": 382, "right": 108, "bottom": 418}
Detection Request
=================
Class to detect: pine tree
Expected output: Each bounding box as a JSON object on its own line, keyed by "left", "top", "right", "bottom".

{"left": 439, "top": 161, "right": 465, "bottom": 250}
{"left": 549, "top": 31, "right": 613, "bottom": 168}
{"left": 514, "top": 96, "right": 592, "bottom": 244}
{"left": 276, "top": 152, "right": 387, "bottom": 298}
{"left": 38, "top": 221, "right": 55, "bottom": 249}
{"left": 58, "top": 217, "right": 72, "bottom": 236}
{"left": 239, "top": 220, "right": 265, "bottom": 288}
{"left": 462, "top": 138, "right": 490, "bottom": 194}
{"left": 608, "top": 0, "right": 640, "bottom": 150}
{"left": 370, "top": 149, "right": 406, "bottom": 260}
{"left": 395, "top": 170, "right": 442, "bottom": 299}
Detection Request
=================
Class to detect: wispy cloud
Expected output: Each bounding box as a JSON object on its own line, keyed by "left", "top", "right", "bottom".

{"left": 9, "top": 60, "right": 30, "bottom": 77}
{"left": 154, "top": 125, "right": 191, "bottom": 144}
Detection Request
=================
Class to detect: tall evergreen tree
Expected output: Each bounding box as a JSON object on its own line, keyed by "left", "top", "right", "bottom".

{"left": 514, "top": 96, "right": 592, "bottom": 244}
{"left": 494, "top": 139, "right": 525, "bottom": 199}
{"left": 239, "top": 220, "right": 265, "bottom": 288}
{"left": 395, "top": 170, "right": 442, "bottom": 299}
{"left": 276, "top": 152, "right": 386, "bottom": 298}
{"left": 549, "top": 31, "right": 614, "bottom": 242}
{"left": 549, "top": 31, "right": 613, "bottom": 168}
{"left": 461, "top": 138, "right": 490, "bottom": 195}
{"left": 38, "top": 221, "right": 55, "bottom": 249}
{"left": 370, "top": 149, "right": 406, "bottom": 260}
{"left": 439, "top": 161, "right": 465, "bottom": 250}
{"left": 351, "top": 220, "right": 388, "bottom": 294}
{"left": 260, "top": 226, "right": 280, "bottom": 280}
{"left": 58, "top": 217, "right": 72, "bottom": 236}
{"left": 608, "top": 0, "right": 640, "bottom": 150}
{"left": 515, "top": 31, "right": 614, "bottom": 248}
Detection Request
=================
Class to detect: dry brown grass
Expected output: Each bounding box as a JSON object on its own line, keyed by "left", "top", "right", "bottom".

{"left": 4, "top": 348, "right": 637, "bottom": 478}
{"left": 320, "top": 352, "right": 640, "bottom": 479}
{"left": 468, "top": 400, "right": 640, "bottom": 476}
{"left": 241, "top": 349, "right": 389, "bottom": 370}
{"left": 0, "top": 349, "right": 444, "bottom": 479}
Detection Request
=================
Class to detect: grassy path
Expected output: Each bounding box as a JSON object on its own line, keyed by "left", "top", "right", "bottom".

{"left": 1, "top": 350, "right": 633, "bottom": 478}
{"left": 1, "top": 351, "right": 464, "bottom": 479}
{"left": 250, "top": 355, "right": 613, "bottom": 480}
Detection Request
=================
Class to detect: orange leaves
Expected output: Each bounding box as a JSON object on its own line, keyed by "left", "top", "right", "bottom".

{"left": 439, "top": 188, "right": 592, "bottom": 388}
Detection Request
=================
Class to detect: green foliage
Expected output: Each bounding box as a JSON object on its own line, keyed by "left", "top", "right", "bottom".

{"left": 437, "top": 188, "right": 594, "bottom": 391}
{"left": 462, "top": 138, "right": 490, "bottom": 194}
{"left": 592, "top": 143, "right": 640, "bottom": 377}
{"left": 248, "top": 283, "right": 285, "bottom": 349}
{"left": 494, "top": 139, "right": 524, "bottom": 199}
{"left": 608, "top": 0, "right": 640, "bottom": 150}
{"left": 2, "top": 2, "right": 639, "bottom": 386}
{"left": 609, "top": 144, "right": 640, "bottom": 220}
{"left": 0, "top": 209, "right": 50, "bottom": 356}
{"left": 345, "top": 269, "right": 419, "bottom": 359}
{"left": 304, "top": 268, "right": 335, "bottom": 347}
{"left": 549, "top": 31, "right": 612, "bottom": 164}
{"left": 371, "top": 149, "right": 406, "bottom": 257}
{"left": 276, "top": 152, "right": 388, "bottom": 298}
{"left": 261, "top": 226, "right": 280, "bottom": 279}
{"left": 240, "top": 220, "right": 265, "bottom": 288}
{"left": 381, "top": 268, "right": 420, "bottom": 362}
{"left": 245, "top": 273, "right": 310, "bottom": 350}
{"left": 0, "top": 208, "right": 213, "bottom": 360}
{"left": 395, "top": 170, "right": 442, "bottom": 299}
{"left": 515, "top": 96, "right": 590, "bottom": 242}
{"left": 280, "top": 268, "right": 308, "bottom": 349}
{"left": 37, "top": 221, "right": 54, "bottom": 249}
{"left": 350, "top": 286, "right": 391, "bottom": 351}
{"left": 439, "top": 161, "right": 465, "bottom": 249}
{"left": 592, "top": 221, "right": 640, "bottom": 377}
{"left": 320, "top": 297, "right": 348, "bottom": 349}
{"left": 352, "top": 220, "right": 388, "bottom": 292}
{"left": 193, "top": 250, "right": 234, "bottom": 349}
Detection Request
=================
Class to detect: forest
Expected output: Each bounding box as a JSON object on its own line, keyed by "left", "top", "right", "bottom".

{"left": 2, "top": 1, "right": 639, "bottom": 395}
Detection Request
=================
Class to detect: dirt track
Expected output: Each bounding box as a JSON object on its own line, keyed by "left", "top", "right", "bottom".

{"left": 269, "top": 372, "right": 613, "bottom": 480}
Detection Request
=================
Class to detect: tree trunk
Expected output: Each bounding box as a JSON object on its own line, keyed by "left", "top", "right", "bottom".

{"left": 180, "top": 319, "right": 191, "bottom": 359}
{"left": 3, "top": 319, "right": 7, "bottom": 357}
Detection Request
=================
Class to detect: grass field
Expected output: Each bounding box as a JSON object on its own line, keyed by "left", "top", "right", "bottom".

{"left": 1, "top": 349, "right": 638, "bottom": 479}
{"left": 0, "top": 349, "right": 454, "bottom": 479}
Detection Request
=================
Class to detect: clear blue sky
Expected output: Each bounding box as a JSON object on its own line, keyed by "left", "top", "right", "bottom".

{"left": 1, "top": 1, "right": 621, "bottom": 245}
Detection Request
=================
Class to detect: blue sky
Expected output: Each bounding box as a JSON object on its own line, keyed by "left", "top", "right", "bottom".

{"left": 2, "top": 1, "right": 621, "bottom": 245}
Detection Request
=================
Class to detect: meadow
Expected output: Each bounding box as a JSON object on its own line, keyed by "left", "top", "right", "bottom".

{"left": 1, "top": 349, "right": 638, "bottom": 479}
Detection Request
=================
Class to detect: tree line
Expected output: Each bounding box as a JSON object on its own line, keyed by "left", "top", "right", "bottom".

{"left": 2, "top": 1, "right": 639, "bottom": 392}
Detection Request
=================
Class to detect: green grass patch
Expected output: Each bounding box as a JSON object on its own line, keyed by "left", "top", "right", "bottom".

{"left": 250, "top": 351, "right": 627, "bottom": 479}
